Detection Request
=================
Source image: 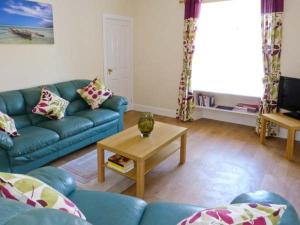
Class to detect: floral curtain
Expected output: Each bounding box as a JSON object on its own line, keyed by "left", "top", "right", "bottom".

{"left": 256, "top": 0, "right": 284, "bottom": 136}
{"left": 176, "top": 0, "right": 201, "bottom": 122}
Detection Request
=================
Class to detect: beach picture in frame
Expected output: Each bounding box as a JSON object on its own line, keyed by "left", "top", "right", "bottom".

{"left": 0, "top": 0, "right": 54, "bottom": 44}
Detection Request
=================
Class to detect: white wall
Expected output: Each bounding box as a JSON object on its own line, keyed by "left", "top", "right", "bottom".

{"left": 133, "top": 0, "right": 184, "bottom": 110}
{"left": 133, "top": 0, "right": 300, "bottom": 114}
{"left": 0, "top": 0, "right": 134, "bottom": 92}
{"left": 281, "top": 0, "right": 300, "bottom": 78}
{"left": 1, "top": 0, "right": 299, "bottom": 112}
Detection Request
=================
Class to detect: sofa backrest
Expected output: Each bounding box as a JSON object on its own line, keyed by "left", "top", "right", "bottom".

{"left": 0, "top": 91, "right": 31, "bottom": 129}
{"left": 0, "top": 80, "right": 90, "bottom": 128}
{"left": 55, "top": 80, "right": 90, "bottom": 116}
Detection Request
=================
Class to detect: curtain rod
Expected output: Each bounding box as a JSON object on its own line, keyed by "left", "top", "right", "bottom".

{"left": 179, "top": 0, "right": 185, "bottom": 3}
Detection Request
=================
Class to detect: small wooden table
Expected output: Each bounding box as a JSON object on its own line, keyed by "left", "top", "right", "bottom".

{"left": 97, "top": 122, "right": 188, "bottom": 198}
{"left": 260, "top": 113, "right": 300, "bottom": 160}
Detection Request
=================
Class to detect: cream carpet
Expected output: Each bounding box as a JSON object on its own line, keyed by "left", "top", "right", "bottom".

{"left": 59, "top": 150, "right": 134, "bottom": 193}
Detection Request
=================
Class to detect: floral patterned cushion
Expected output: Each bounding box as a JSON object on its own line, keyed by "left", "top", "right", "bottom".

{"left": 0, "top": 111, "right": 19, "bottom": 137}
{"left": 178, "top": 203, "right": 286, "bottom": 225}
{"left": 32, "top": 88, "right": 69, "bottom": 120}
{"left": 0, "top": 172, "right": 86, "bottom": 220}
{"left": 77, "top": 77, "right": 113, "bottom": 110}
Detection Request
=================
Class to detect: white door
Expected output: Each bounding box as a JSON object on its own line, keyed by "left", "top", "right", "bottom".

{"left": 103, "top": 15, "right": 133, "bottom": 109}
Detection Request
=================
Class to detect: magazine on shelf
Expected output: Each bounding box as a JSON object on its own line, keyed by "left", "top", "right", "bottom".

{"left": 235, "top": 103, "right": 259, "bottom": 113}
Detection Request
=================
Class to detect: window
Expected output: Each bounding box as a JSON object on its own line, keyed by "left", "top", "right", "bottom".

{"left": 191, "top": 0, "right": 264, "bottom": 97}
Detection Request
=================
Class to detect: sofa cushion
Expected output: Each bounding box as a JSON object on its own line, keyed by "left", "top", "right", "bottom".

{"left": 77, "top": 78, "right": 112, "bottom": 110}
{"left": 0, "top": 172, "right": 86, "bottom": 220}
{"left": 22, "top": 86, "right": 60, "bottom": 125}
{"left": 139, "top": 202, "right": 204, "bottom": 225}
{"left": 37, "top": 116, "right": 93, "bottom": 139}
{"left": 9, "top": 126, "right": 60, "bottom": 157}
{"left": 75, "top": 109, "right": 119, "bottom": 127}
{"left": 68, "top": 190, "right": 147, "bottom": 225}
{"left": 0, "top": 111, "right": 19, "bottom": 137}
{"left": 231, "top": 191, "right": 300, "bottom": 225}
{"left": 22, "top": 86, "right": 61, "bottom": 112}
{"left": 32, "top": 88, "right": 69, "bottom": 120}
{"left": 178, "top": 203, "right": 286, "bottom": 225}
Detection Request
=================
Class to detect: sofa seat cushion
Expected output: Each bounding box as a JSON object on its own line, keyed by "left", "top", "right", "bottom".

{"left": 68, "top": 190, "right": 147, "bottom": 225}
{"left": 37, "top": 116, "right": 93, "bottom": 139}
{"left": 74, "top": 109, "right": 119, "bottom": 127}
{"left": 139, "top": 202, "right": 204, "bottom": 225}
{"left": 9, "top": 126, "right": 60, "bottom": 157}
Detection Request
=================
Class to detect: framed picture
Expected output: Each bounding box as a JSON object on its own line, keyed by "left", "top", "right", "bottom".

{"left": 0, "top": 0, "right": 54, "bottom": 44}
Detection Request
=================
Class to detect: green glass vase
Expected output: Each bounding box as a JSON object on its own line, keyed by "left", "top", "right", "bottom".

{"left": 138, "top": 112, "right": 155, "bottom": 138}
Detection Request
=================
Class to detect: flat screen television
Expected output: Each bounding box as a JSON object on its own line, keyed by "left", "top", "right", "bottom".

{"left": 278, "top": 76, "right": 300, "bottom": 119}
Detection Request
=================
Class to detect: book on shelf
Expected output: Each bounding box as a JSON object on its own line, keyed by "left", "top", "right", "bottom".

{"left": 107, "top": 154, "right": 134, "bottom": 173}
{"left": 196, "top": 93, "right": 215, "bottom": 107}
{"left": 107, "top": 161, "right": 134, "bottom": 173}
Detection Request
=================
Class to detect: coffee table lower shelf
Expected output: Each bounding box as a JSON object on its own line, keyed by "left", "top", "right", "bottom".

{"left": 104, "top": 142, "right": 180, "bottom": 180}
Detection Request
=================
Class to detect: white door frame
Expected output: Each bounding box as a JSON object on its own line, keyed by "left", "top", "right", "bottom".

{"left": 102, "top": 14, "right": 134, "bottom": 110}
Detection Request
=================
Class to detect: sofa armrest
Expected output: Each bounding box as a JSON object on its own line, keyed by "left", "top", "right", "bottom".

{"left": 0, "top": 131, "right": 14, "bottom": 151}
{"left": 102, "top": 95, "right": 128, "bottom": 112}
{"left": 27, "top": 166, "right": 77, "bottom": 197}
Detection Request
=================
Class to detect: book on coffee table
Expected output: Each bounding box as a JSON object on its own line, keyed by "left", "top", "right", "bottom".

{"left": 107, "top": 154, "right": 134, "bottom": 173}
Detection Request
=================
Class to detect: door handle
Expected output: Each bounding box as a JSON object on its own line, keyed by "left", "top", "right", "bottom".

{"left": 108, "top": 68, "right": 113, "bottom": 75}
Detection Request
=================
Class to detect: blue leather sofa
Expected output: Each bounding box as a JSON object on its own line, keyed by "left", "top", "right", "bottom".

{"left": 0, "top": 80, "right": 127, "bottom": 173}
{"left": 0, "top": 167, "right": 298, "bottom": 225}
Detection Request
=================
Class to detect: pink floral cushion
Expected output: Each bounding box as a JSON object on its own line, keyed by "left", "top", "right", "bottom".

{"left": 32, "top": 88, "right": 69, "bottom": 120}
{"left": 77, "top": 77, "right": 113, "bottom": 110}
{"left": 0, "top": 111, "right": 19, "bottom": 137}
{"left": 178, "top": 203, "right": 286, "bottom": 225}
{"left": 0, "top": 172, "right": 86, "bottom": 220}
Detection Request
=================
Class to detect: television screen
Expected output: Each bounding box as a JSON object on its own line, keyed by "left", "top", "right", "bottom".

{"left": 278, "top": 76, "right": 300, "bottom": 112}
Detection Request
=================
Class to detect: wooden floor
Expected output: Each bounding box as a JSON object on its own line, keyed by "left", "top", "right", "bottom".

{"left": 52, "top": 110, "right": 300, "bottom": 213}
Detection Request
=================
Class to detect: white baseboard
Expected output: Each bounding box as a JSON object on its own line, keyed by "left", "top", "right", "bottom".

{"left": 133, "top": 104, "right": 176, "bottom": 118}
{"left": 127, "top": 103, "right": 134, "bottom": 111}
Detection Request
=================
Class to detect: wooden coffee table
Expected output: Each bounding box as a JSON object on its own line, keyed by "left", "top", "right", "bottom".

{"left": 97, "top": 121, "right": 188, "bottom": 198}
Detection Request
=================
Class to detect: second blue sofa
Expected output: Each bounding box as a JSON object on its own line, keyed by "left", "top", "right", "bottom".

{"left": 0, "top": 167, "right": 298, "bottom": 225}
{"left": 0, "top": 80, "right": 128, "bottom": 173}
